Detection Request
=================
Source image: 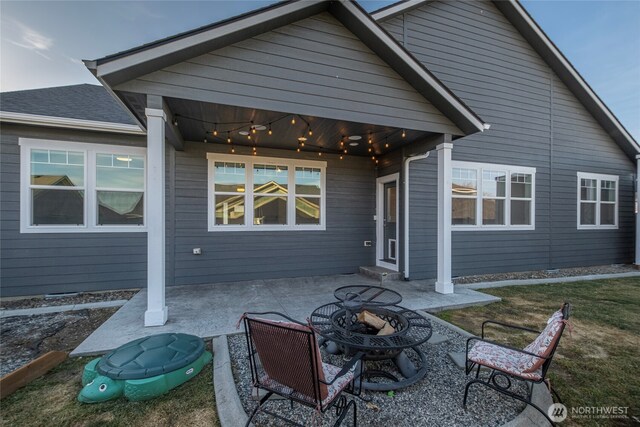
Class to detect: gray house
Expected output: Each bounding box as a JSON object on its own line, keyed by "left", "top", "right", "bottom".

{"left": 1, "top": 0, "right": 638, "bottom": 326}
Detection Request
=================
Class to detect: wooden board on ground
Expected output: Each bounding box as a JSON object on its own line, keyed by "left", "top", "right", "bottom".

{"left": 0, "top": 351, "right": 68, "bottom": 399}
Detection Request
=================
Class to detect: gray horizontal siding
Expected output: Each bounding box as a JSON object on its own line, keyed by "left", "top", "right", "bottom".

{"left": 171, "top": 141, "right": 376, "bottom": 286}
{"left": 115, "top": 12, "right": 460, "bottom": 135}
{"left": 0, "top": 124, "right": 148, "bottom": 297}
{"left": 381, "top": 0, "right": 635, "bottom": 278}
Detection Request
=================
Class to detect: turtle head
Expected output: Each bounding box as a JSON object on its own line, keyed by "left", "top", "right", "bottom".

{"left": 78, "top": 375, "right": 123, "bottom": 403}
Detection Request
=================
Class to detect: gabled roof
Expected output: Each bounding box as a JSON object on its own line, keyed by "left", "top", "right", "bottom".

{"left": 85, "top": 0, "right": 487, "bottom": 136}
{"left": 371, "top": 0, "right": 639, "bottom": 157}
{"left": 0, "top": 84, "right": 136, "bottom": 125}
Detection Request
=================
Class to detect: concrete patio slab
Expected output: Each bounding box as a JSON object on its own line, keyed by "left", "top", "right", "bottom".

{"left": 71, "top": 274, "right": 499, "bottom": 356}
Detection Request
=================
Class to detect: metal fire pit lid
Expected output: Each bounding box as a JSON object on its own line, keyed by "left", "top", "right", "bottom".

{"left": 333, "top": 285, "right": 402, "bottom": 307}
{"left": 310, "top": 303, "right": 432, "bottom": 351}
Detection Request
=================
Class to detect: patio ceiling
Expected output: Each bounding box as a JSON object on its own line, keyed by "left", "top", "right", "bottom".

{"left": 121, "top": 91, "right": 437, "bottom": 157}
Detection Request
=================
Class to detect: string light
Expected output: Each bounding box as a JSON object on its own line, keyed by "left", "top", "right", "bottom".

{"left": 308, "top": 127, "right": 313, "bottom": 136}
{"left": 173, "top": 118, "right": 178, "bottom": 127}
{"left": 268, "top": 124, "right": 273, "bottom": 135}
{"left": 318, "top": 152, "right": 322, "bottom": 157}
{"left": 344, "top": 149, "right": 348, "bottom": 154}
{"left": 291, "top": 116, "right": 296, "bottom": 125}
{"left": 401, "top": 129, "right": 406, "bottom": 138}
{"left": 251, "top": 121, "right": 257, "bottom": 134}
{"left": 371, "top": 156, "right": 376, "bottom": 160}
{"left": 231, "top": 146, "right": 235, "bottom": 154}
{"left": 204, "top": 138, "right": 208, "bottom": 143}
{"left": 227, "top": 132, "right": 231, "bottom": 143}
{"left": 297, "top": 147, "right": 301, "bottom": 152}
{"left": 368, "top": 147, "right": 372, "bottom": 153}
{"left": 340, "top": 155, "right": 343, "bottom": 160}
{"left": 247, "top": 133, "right": 251, "bottom": 140}
{"left": 368, "top": 133, "right": 373, "bottom": 144}
{"left": 385, "top": 143, "right": 389, "bottom": 148}
{"left": 213, "top": 124, "right": 218, "bottom": 136}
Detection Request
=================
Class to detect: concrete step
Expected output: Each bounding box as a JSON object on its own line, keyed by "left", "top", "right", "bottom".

{"left": 359, "top": 266, "right": 403, "bottom": 282}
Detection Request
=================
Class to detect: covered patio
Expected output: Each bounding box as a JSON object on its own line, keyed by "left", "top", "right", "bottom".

{"left": 71, "top": 273, "right": 499, "bottom": 356}
{"left": 84, "top": 0, "right": 489, "bottom": 328}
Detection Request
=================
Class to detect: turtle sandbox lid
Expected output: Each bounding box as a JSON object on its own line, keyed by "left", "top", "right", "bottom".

{"left": 97, "top": 333, "right": 205, "bottom": 380}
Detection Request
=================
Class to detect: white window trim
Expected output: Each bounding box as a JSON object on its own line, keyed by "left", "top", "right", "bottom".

{"left": 207, "top": 153, "right": 326, "bottom": 232}
{"left": 19, "top": 138, "right": 147, "bottom": 233}
{"left": 451, "top": 160, "right": 536, "bottom": 231}
{"left": 577, "top": 172, "right": 619, "bottom": 230}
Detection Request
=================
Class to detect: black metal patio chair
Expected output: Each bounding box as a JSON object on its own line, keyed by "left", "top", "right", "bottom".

{"left": 241, "top": 311, "right": 364, "bottom": 427}
{"left": 463, "top": 302, "right": 571, "bottom": 426}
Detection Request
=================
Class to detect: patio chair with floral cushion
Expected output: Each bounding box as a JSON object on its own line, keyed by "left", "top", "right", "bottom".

{"left": 241, "top": 311, "right": 364, "bottom": 427}
{"left": 463, "top": 302, "right": 571, "bottom": 426}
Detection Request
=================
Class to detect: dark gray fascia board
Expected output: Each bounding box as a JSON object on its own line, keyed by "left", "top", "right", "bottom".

{"left": 85, "top": 1, "right": 327, "bottom": 87}
{"left": 370, "top": 0, "right": 431, "bottom": 21}
{"left": 494, "top": 0, "right": 639, "bottom": 158}
{"left": 331, "top": 0, "right": 486, "bottom": 135}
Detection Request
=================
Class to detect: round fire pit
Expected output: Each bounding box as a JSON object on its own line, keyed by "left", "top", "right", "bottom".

{"left": 310, "top": 301, "right": 432, "bottom": 391}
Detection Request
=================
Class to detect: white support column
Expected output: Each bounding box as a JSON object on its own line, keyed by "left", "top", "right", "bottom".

{"left": 144, "top": 107, "right": 168, "bottom": 326}
{"left": 436, "top": 142, "right": 453, "bottom": 294}
{"left": 636, "top": 155, "right": 640, "bottom": 266}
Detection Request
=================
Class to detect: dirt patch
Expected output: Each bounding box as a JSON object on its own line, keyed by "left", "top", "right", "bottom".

{"left": 0, "top": 290, "right": 138, "bottom": 310}
{"left": 0, "top": 308, "right": 117, "bottom": 377}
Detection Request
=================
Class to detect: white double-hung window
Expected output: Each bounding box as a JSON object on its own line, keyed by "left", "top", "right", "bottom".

{"left": 577, "top": 172, "right": 618, "bottom": 229}
{"left": 207, "top": 153, "right": 326, "bottom": 231}
{"left": 19, "top": 138, "right": 146, "bottom": 233}
{"left": 451, "top": 161, "right": 535, "bottom": 230}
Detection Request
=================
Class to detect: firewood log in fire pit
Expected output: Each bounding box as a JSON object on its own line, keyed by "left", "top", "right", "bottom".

{"left": 357, "top": 310, "right": 395, "bottom": 336}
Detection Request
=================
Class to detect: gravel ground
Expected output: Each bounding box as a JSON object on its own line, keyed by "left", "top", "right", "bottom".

{"left": 454, "top": 264, "right": 635, "bottom": 285}
{"left": 229, "top": 320, "right": 527, "bottom": 426}
{"left": 0, "top": 308, "right": 117, "bottom": 377}
{"left": 0, "top": 290, "right": 138, "bottom": 310}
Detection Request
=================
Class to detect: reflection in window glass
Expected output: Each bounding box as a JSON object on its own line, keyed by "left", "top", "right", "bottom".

{"left": 483, "top": 199, "right": 505, "bottom": 225}
{"left": 96, "top": 154, "right": 144, "bottom": 190}
{"left": 295, "top": 167, "right": 321, "bottom": 195}
{"left": 511, "top": 173, "right": 532, "bottom": 198}
{"left": 482, "top": 170, "right": 506, "bottom": 197}
{"left": 97, "top": 191, "right": 144, "bottom": 225}
{"left": 580, "top": 179, "right": 597, "bottom": 201}
{"left": 30, "top": 149, "right": 84, "bottom": 187}
{"left": 215, "top": 194, "right": 245, "bottom": 225}
{"left": 452, "top": 168, "right": 477, "bottom": 195}
{"left": 32, "top": 189, "right": 84, "bottom": 225}
{"left": 601, "top": 181, "right": 616, "bottom": 202}
{"left": 296, "top": 196, "right": 321, "bottom": 225}
{"left": 254, "top": 196, "right": 287, "bottom": 225}
{"left": 214, "top": 162, "right": 246, "bottom": 192}
{"left": 254, "top": 164, "right": 288, "bottom": 194}
{"left": 452, "top": 198, "right": 476, "bottom": 225}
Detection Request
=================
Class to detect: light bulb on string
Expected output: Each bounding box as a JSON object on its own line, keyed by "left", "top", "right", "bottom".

{"left": 227, "top": 132, "right": 231, "bottom": 143}
{"left": 291, "top": 116, "right": 296, "bottom": 125}
{"left": 401, "top": 129, "right": 406, "bottom": 138}
{"left": 213, "top": 124, "right": 218, "bottom": 136}
{"left": 268, "top": 124, "right": 273, "bottom": 135}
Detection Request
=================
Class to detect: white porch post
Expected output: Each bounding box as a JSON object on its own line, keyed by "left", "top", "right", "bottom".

{"left": 636, "top": 155, "right": 640, "bottom": 266}
{"left": 144, "top": 107, "right": 168, "bottom": 326}
{"left": 436, "top": 142, "right": 453, "bottom": 294}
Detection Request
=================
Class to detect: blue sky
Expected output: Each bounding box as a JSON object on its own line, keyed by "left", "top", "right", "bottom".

{"left": 1, "top": 1, "right": 638, "bottom": 140}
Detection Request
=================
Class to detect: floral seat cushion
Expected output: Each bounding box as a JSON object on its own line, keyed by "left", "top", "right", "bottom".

{"left": 468, "top": 341, "right": 542, "bottom": 380}
{"left": 259, "top": 362, "right": 355, "bottom": 409}
{"left": 469, "top": 309, "right": 565, "bottom": 379}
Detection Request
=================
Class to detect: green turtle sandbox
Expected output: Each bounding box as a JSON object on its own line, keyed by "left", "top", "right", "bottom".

{"left": 78, "top": 333, "right": 212, "bottom": 403}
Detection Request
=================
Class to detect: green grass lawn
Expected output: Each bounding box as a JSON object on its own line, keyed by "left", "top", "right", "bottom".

{"left": 438, "top": 277, "right": 640, "bottom": 426}
{"left": 0, "top": 353, "right": 219, "bottom": 427}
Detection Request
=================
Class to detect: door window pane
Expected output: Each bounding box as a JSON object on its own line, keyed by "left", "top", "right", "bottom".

{"left": 31, "top": 149, "right": 84, "bottom": 187}
{"left": 32, "top": 189, "right": 84, "bottom": 225}
{"left": 580, "top": 203, "right": 596, "bottom": 225}
{"left": 296, "top": 197, "right": 321, "bottom": 225}
{"left": 452, "top": 198, "right": 476, "bottom": 225}
{"left": 254, "top": 196, "right": 287, "bottom": 225}
{"left": 254, "top": 164, "right": 287, "bottom": 194}
{"left": 511, "top": 173, "right": 532, "bottom": 198}
{"left": 97, "top": 191, "right": 143, "bottom": 225}
{"left": 452, "top": 168, "right": 477, "bottom": 196}
{"left": 483, "top": 199, "right": 505, "bottom": 225}
{"left": 214, "top": 162, "right": 245, "bottom": 192}
{"left": 482, "top": 170, "right": 506, "bottom": 197}
{"left": 215, "top": 194, "right": 245, "bottom": 225}
{"left": 600, "top": 204, "right": 615, "bottom": 225}
{"left": 295, "top": 167, "right": 321, "bottom": 195}
{"left": 386, "top": 186, "right": 397, "bottom": 223}
{"left": 511, "top": 200, "right": 532, "bottom": 225}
